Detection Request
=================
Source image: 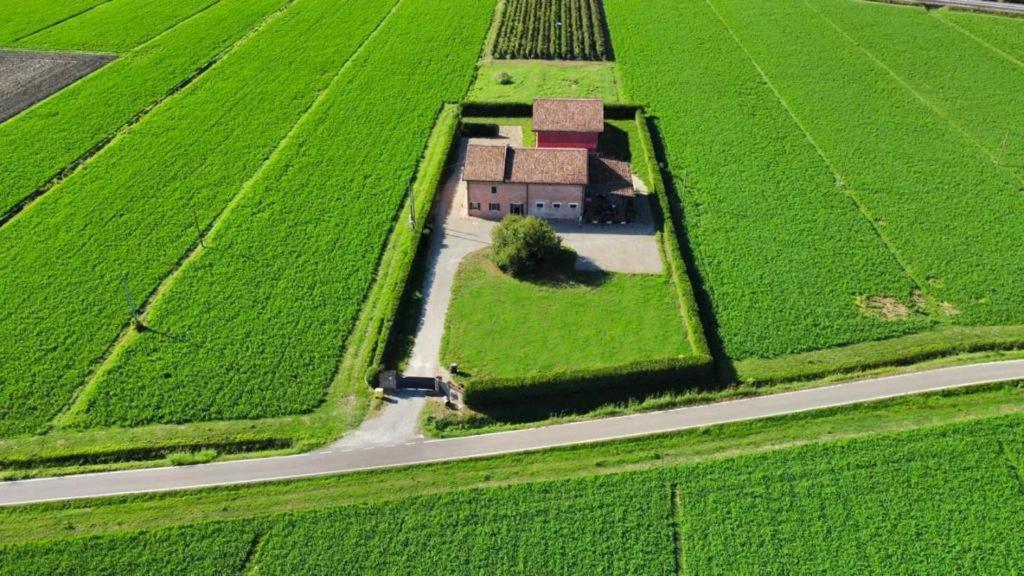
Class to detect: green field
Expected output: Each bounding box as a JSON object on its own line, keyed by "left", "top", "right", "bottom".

{"left": 469, "top": 61, "right": 621, "bottom": 102}
{"left": 605, "top": 0, "right": 1024, "bottom": 367}
{"left": 443, "top": 252, "right": 691, "bottom": 380}
{"left": 2, "top": 386, "right": 1023, "bottom": 574}
{"left": 17, "top": 0, "right": 217, "bottom": 52}
{"left": 0, "top": 0, "right": 108, "bottom": 44}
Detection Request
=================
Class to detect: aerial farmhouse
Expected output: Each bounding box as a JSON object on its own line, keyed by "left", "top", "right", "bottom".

{"left": 463, "top": 98, "right": 634, "bottom": 222}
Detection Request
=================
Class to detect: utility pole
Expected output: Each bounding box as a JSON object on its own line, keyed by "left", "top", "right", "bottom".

{"left": 120, "top": 273, "right": 142, "bottom": 328}
{"left": 193, "top": 208, "right": 206, "bottom": 248}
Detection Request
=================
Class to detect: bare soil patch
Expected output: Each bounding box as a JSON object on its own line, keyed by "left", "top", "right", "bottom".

{"left": 857, "top": 295, "right": 912, "bottom": 321}
{"left": 0, "top": 49, "right": 114, "bottom": 123}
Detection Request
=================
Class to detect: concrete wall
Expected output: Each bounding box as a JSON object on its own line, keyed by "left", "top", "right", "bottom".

{"left": 467, "top": 181, "right": 583, "bottom": 221}
{"left": 536, "top": 131, "right": 599, "bottom": 152}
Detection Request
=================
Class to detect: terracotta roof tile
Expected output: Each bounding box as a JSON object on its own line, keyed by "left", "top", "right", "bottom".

{"left": 463, "top": 143, "right": 507, "bottom": 182}
{"left": 507, "top": 147, "right": 589, "bottom": 185}
{"left": 532, "top": 98, "right": 605, "bottom": 133}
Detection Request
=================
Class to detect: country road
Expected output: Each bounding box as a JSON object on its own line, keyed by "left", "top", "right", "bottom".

{"left": 1, "top": 359, "right": 1023, "bottom": 506}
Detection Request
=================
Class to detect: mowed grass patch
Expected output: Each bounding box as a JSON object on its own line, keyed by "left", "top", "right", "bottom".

{"left": 0, "top": 0, "right": 398, "bottom": 437}
{"left": 0, "top": 0, "right": 107, "bottom": 44}
{"left": 442, "top": 252, "right": 691, "bottom": 380}
{"left": 708, "top": 0, "right": 1024, "bottom": 328}
{"left": 605, "top": 0, "right": 930, "bottom": 360}
{"left": 0, "top": 0, "right": 289, "bottom": 215}
{"left": 677, "top": 415, "right": 1024, "bottom": 574}
{"left": 469, "top": 60, "right": 621, "bottom": 103}
{"left": 75, "top": 0, "right": 496, "bottom": 428}
{"left": 18, "top": 0, "right": 216, "bottom": 52}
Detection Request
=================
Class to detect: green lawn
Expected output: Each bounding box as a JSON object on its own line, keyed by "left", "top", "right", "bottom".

{"left": 442, "top": 252, "right": 691, "bottom": 381}
{"left": 468, "top": 61, "right": 622, "bottom": 103}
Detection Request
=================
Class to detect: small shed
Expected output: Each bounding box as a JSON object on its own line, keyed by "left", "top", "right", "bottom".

{"left": 532, "top": 98, "right": 605, "bottom": 153}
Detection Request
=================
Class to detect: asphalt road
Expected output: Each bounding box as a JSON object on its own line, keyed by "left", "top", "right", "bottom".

{"left": 2, "top": 359, "right": 1023, "bottom": 506}
{"left": 890, "top": 0, "right": 1024, "bottom": 13}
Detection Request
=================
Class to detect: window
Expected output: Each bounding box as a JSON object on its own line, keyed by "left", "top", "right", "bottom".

{"left": 491, "top": 186, "right": 498, "bottom": 195}
{"left": 535, "top": 202, "right": 545, "bottom": 209}
{"left": 488, "top": 203, "right": 501, "bottom": 211}
{"left": 469, "top": 202, "right": 481, "bottom": 210}
{"left": 553, "top": 203, "right": 562, "bottom": 209}
{"left": 569, "top": 203, "right": 579, "bottom": 210}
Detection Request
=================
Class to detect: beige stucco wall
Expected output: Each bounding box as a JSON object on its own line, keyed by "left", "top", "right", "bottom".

{"left": 466, "top": 181, "right": 583, "bottom": 221}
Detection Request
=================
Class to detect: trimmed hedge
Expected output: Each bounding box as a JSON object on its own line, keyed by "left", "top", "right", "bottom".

{"left": 460, "top": 101, "right": 640, "bottom": 120}
{"left": 460, "top": 110, "right": 714, "bottom": 409}
{"left": 462, "top": 356, "right": 713, "bottom": 408}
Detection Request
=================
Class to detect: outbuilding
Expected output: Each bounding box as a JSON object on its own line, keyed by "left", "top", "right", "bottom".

{"left": 532, "top": 98, "right": 604, "bottom": 153}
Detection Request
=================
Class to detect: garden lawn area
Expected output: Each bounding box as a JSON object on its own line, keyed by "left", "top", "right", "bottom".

{"left": 442, "top": 252, "right": 691, "bottom": 380}
{"left": 469, "top": 61, "right": 621, "bottom": 103}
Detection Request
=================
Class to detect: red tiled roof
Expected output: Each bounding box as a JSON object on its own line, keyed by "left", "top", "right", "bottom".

{"left": 463, "top": 143, "right": 507, "bottom": 182}
{"left": 532, "top": 98, "right": 605, "bottom": 133}
{"left": 507, "top": 147, "right": 589, "bottom": 185}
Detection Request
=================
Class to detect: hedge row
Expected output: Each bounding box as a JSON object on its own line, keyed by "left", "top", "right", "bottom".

{"left": 460, "top": 101, "right": 640, "bottom": 119}
{"left": 461, "top": 110, "right": 714, "bottom": 409}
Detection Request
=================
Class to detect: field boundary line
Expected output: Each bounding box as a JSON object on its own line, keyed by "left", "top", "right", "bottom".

{"left": 52, "top": 0, "right": 406, "bottom": 428}
{"left": 805, "top": 0, "right": 1024, "bottom": 178}
{"left": 239, "top": 530, "right": 266, "bottom": 575}
{"left": 703, "top": 0, "right": 933, "bottom": 304}
{"left": 670, "top": 483, "right": 685, "bottom": 576}
{"left": 11, "top": 0, "right": 115, "bottom": 43}
{"left": 137, "top": 0, "right": 224, "bottom": 53}
{"left": 0, "top": 0, "right": 299, "bottom": 231}
{"left": 998, "top": 440, "right": 1024, "bottom": 493}
{"left": 932, "top": 11, "right": 1024, "bottom": 72}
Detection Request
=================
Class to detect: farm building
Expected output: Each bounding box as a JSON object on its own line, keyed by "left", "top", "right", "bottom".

{"left": 532, "top": 98, "right": 604, "bottom": 152}
{"left": 464, "top": 143, "right": 589, "bottom": 221}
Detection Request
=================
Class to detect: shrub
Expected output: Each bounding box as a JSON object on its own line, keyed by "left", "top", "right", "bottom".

{"left": 490, "top": 215, "right": 573, "bottom": 277}
{"left": 494, "top": 71, "right": 514, "bottom": 85}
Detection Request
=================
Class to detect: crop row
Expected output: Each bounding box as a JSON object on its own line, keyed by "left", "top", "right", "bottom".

{"left": 937, "top": 9, "right": 1024, "bottom": 63}
{"left": 808, "top": 0, "right": 1024, "bottom": 176}
{"left": 0, "top": 0, "right": 289, "bottom": 216}
{"left": 493, "top": 0, "right": 610, "bottom": 61}
{"left": 74, "top": 0, "right": 496, "bottom": 428}
{"left": 604, "top": 0, "right": 929, "bottom": 359}
{"left": 18, "top": 0, "right": 216, "bottom": 52}
{"left": 708, "top": 0, "right": 1024, "bottom": 328}
{"left": 0, "top": 0, "right": 105, "bottom": 44}
{"left": 0, "top": 0, "right": 399, "bottom": 437}
{"left": 0, "top": 521, "right": 259, "bottom": 575}
{"left": 678, "top": 415, "right": 1024, "bottom": 573}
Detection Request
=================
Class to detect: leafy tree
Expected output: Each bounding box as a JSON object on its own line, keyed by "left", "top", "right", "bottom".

{"left": 490, "top": 215, "right": 572, "bottom": 277}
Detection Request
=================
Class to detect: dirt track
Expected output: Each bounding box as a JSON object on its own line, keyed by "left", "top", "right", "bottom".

{"left": 0, "top": 50, "right": 114, "bottom": 123}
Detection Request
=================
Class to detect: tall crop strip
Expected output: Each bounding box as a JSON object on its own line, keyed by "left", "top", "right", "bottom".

{"left": 0, "top": 0, "right": 107, "bottom": 43}
{"left": 76, "top": 0, "right": 497, "bottom": 427}
{"left": 248, "top": 475, "right": 676, "bottom": 575}
{"left": 603, "top": 0, "right": 929, "bottom": 359}
{"left": 0, "top": 0, "right": 398, "bottom": 437}
{"left": 677, "top": 417, "right": 1024, "bottom": 574}
{"left": 0, "top": 0, "right": 289, "bottom": 215}
{"left": 937, "top": 9, "right": 1024, "bottom": 64}
{"left": 18, "top": 0, "right": 217, "bottom": 52}
{"left": 707, "top": 0, "right": 1024, "bottom": 328}
{"left": 0, "top": 520, "right": 259, "bottom": 575}
{"left": 807, "top": 0, "right": 1024, "bottom": 176}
